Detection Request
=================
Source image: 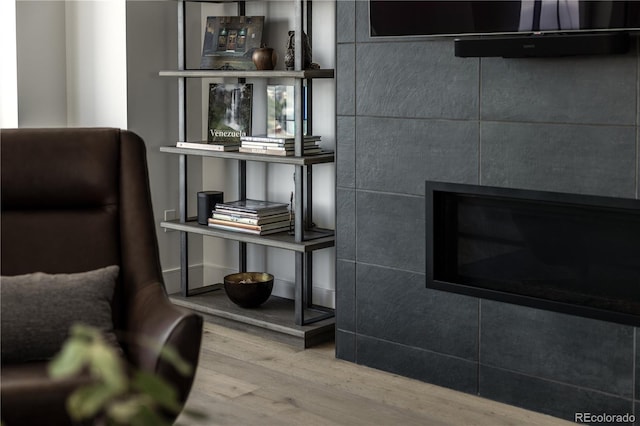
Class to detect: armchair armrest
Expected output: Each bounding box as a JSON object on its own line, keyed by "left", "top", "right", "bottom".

{"left": 125, "top": 282, "right": 203, "bottom": 404}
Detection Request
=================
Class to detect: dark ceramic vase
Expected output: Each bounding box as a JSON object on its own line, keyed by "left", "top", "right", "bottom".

{"left": 252, "top": 47, "right": 278, "bottom": 70}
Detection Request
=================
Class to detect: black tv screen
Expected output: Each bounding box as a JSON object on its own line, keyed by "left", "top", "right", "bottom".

{"left": 370, "top": 0, "right": 640, "bottom": 37}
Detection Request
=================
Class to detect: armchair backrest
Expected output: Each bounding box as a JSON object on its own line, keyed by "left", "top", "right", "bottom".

{"left": 1, "top": 128, "right": 164, "bottom": 329}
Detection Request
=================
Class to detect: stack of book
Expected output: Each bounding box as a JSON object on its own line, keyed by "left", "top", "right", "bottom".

{"left": 239, "top": 135, "right": 322, "bottom": 156}
{"left": 208, "top": 199, "right": 293, "bottom": 235}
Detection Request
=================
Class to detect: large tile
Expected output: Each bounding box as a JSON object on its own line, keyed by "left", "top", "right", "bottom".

{"left": 355, "top": 191, "right": 424, "bottom": 272}
{"left": 481, "top": 122, "right": 637, "bottom": 198}
{"left": 336, "top": 187, "right": 355, "bottom": 261}
{"left": 355, "top": 42, "right": 479, "bottom": 120}
{"left": 336, "top": 116, "right": 355, "bottom": 189}
{"left": 356, "top": 263, "right": 478, "bottom": 360}
{"left": 637, "top": 129, "right": 640, "bottom": 200}
{"left": 356, "top": 117, "right": 479, "bottom": 195}
{"left": 481, "top": 300, "right": 635, "bottom": 397}
{"left": 354, "top": 0, "right": 370, "bottom": 43}
{"left": 636, "top": 328, "right": 640, "bottom": 400}
{"left": 336, "top": 259, "right": 356, "bottom": 332}
{"left": 480, "top": 365, "right": 634, "bottom": 423}
{"left": 335, "top": 330, "right": 356, "bottom": 363}
{"left": 336, "top": 44, "right": 355, "bottom": 116}
{"left": 336, "top": 0, "right": 355, "bottom": 44}
{"left": 357, "top": 334, "right": 478, "bottom": 394}
{"left": 481, "top": 54, "right": 637, "bottom": 125}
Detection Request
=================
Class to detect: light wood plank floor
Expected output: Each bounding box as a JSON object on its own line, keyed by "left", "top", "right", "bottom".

{"left": 177, "top": 322, "right": 574, "bottom": 426}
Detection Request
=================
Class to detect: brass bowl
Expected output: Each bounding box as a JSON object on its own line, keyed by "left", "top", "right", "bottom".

{"left": 223, "top": 272, "right": 274, "bottom": 308}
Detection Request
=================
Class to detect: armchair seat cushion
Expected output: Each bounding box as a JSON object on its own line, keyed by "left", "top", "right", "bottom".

{"left": 1, "top": 362, "right": 94, "bottom": 425}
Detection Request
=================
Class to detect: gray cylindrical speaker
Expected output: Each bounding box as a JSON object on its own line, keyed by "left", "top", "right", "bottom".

{"left": 197, "top": 191, "right": 224, "bottom": 225}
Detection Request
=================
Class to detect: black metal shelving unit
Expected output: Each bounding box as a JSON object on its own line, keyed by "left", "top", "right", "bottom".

{"left": 161, "top": 0, "right": 335, "bottom": 328}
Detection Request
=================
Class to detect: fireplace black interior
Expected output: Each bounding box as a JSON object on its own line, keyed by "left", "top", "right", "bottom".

{"left": 426, "top": 181, "right": 640, "bottom": 326}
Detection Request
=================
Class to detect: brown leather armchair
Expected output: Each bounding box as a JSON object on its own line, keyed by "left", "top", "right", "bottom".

{"left": 0, "top": 128, "right": 203, "bottom": 425}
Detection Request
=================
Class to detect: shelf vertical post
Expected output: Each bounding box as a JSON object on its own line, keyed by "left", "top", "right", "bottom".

{"left": 294, "top": 251, "right": 304, "bottom": 325}
{"left": 178, "top": 0, "right": 189, "bottom": 297}
{"left": 239, "top": 159, "right": 247, "bottom": 272}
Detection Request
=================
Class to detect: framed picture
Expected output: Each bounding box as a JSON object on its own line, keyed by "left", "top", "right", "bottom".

{"left": 200, "top": 16, "right": 265, "bottom": 70}
{"left": 267, "top": 84, "right": 307, "bottom": 137}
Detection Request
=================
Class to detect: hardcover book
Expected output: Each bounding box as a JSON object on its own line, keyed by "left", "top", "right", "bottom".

{"left": 208, "top": 218, "right": 292, "bottom": 232}
{"left": 215, "top": 199, "right": 289, "bottom": 215}
{"left": 208, "top": 83, "right": 253, "bottom": 143}
{"left": 200, "top": 16, "right": 265, "bottom": 70}
{"left": 207, "top": 222, "right": 290, "bottom": 235}
{"left": 241, "top": 134, "right": 321, "bottom": 144}
{"left": 176, "top": 141, "right": 240, "bottom": 151}
{"left": 238, "top": 146, "right": 322, "bottom": 156}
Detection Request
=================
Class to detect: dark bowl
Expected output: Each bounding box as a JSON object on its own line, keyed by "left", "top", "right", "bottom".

{"left": 223, "top": 272, "right": 274, "bottom": 308}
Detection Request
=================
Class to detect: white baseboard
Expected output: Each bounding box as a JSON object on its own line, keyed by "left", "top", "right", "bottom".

{"left": 162, "top": 263, "right": 335, "bottom": 309}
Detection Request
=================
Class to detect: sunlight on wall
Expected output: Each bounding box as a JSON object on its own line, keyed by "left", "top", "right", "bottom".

{"left": 65, "top": 0, "right": 128, "bottom": 128}
{"left": 0, "top": 0, "right": 18, "bottom": 128}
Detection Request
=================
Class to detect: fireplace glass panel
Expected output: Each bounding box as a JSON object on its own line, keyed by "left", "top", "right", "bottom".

{"left": 426, "top": 182, "right": 640, "bottom": 325}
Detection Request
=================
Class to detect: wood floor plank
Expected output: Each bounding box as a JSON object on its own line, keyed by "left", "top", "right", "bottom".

{"left": 177, "top": 321, "right": 575, "bottom": 426}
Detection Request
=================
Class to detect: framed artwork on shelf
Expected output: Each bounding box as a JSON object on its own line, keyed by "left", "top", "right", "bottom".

{"left": 267, "top": 84, "right": 307, "bottom": 138}
{"left": 200, "top": 16, "right": 265, "bottom": 70}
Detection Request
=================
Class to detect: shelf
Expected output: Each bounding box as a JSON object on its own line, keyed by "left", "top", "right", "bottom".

{"left": 161, "top": 219, "right": 335, "bottom": 252}
{"left": 161, "top": 146, "right": 334, "bottom": 165}
{"left": 159, "top": 69, "right": 335, "bottom": 79}
{"left": 169, "top": 290, "right": 335, "bottom": 349}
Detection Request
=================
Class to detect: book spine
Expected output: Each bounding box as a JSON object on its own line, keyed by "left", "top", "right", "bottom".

{"left": 212, "top": 213, "right": 260, "bottom": 224}
{"left": 213, "top": 208, "right": 260, "bottom": 217}
{"left": 208, "top": 218, "right": 261, "bottom": 231}
{"left": 240, "top": 135, "right": 321, "bottom": 143}
{"left": 239, "top": 147, "right": 292, "bottom": 156}
{"left": 241, "top": 136, "right": 292, "bottom": 143}
{"left": 176, "top": 142, "right": 235, "bottom": 151}
{"left": 240, "top": 142, "right": 291, "bottom": 150}
{"left": 208, "top": 223, "right": 261, "bottom": 234}
{"left": 208, "top": 222, "right": 289, "bottom": 235}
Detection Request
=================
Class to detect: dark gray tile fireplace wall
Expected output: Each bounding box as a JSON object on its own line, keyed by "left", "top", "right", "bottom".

{"left": 335, "top": 1, "right": 640, "bottom": 422}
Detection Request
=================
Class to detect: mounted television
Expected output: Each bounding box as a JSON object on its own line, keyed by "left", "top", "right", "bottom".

{"left": 369, "top": 1, "right": 640, "bottom": 57}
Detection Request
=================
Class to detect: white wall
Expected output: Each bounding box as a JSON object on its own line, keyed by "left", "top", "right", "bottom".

{"left": 15, "top": 1, "right": 67, "bottom": 127}
{"left": 65, "top": 0, "right": 127, "bottom": 128}
{"left": 14, "top": 0, "right": 127, "bottom": 128}
{"left": 0, "top": 0, "right": 18, "bottom": 128}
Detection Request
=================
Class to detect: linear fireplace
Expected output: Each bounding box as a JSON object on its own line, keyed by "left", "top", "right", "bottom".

{"left": 426, "top": 181, "right": 640, "bottom": 326}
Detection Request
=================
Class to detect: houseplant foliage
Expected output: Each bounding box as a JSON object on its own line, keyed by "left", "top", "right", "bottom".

{"left": 48, "top": 324, "right": 200, "bottom": 426}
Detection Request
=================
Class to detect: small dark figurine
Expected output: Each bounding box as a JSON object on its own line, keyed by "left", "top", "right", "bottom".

{"left": 284, "top": 30, "right": 319, "bottom": 70}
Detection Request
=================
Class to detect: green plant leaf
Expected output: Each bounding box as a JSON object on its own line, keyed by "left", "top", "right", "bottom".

{"left": 88, "top": 343, "right": 127, "bottom": 391}
{"left": 131, "top": 371, "right": 182, "bottom": 414}
{"left": 48, "top": 339, "right": 91, "bottom": 379}
{"left": 107, "top": 394, "right": 149, "bottom": 424}
{"left": 66, "top": 383, "right": 119, "bottom": 421}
